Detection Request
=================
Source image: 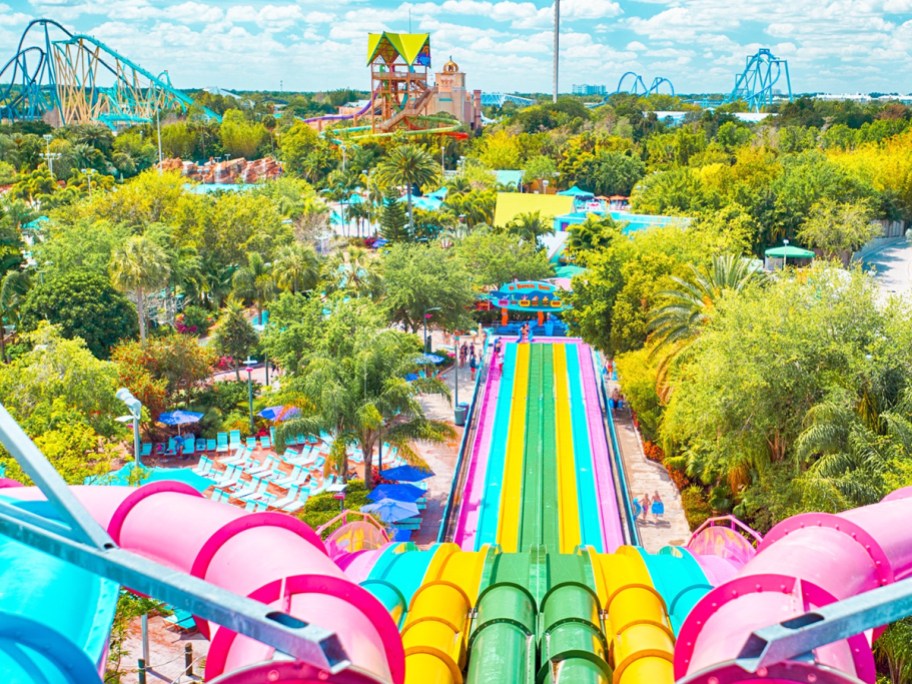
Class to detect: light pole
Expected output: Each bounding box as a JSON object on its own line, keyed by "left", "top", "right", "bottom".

{"left": 116, "top": 388, "right": 142, "bottom": 467}
{"left": 41, "top": 134, "right": 60, "bottom": 177}
{"left": 81, "top": 168, "right": 95, "bottom": 193}
{"left": 782, "top": 238, "right": 789, "bottom": 270}
{"left": 440, "top": 144, "right": 445, "bottom": 174}
{"left": 423, "top": 306, "right": 441, "bottom": 353}
{"left": 543, "top": 179, "right": 549, "bottom": 195}
{"left": 243, "top": 357, "right": 257, "bottom": 434}
{"left": 362, "top": 168, "right": 370, "bottom": 235}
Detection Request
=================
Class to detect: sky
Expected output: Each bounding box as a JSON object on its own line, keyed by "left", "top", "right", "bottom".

{"left": 1, "top": 0, "right": 911, "bottom": 96}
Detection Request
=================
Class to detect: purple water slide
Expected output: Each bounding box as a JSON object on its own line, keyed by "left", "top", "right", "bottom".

{"left": 452, "top": 354, "right": 503, "bottom": 549}
{"left": 577, "top": 340, "right": 626, "bottom": 552}
{"left": 303, "top": 99, "right": 375, "bottom": 124}
{"left": 676, "top": 486, "right": 912, "bottom": 684}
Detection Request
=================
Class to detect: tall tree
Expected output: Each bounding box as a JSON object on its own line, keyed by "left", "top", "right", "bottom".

{"left": 109, "top": 235, "right": 171, "bottom": 343}
{"left": 0, "top": 270, "right": 30, "bottom": 362}
{"left": 374, "top": 145, "right": 439, "bottom": 232}
{"left": 274, "top": 242, "right": 321, "bottom": 294}
{"left": 504, "top": 211, "right": 554, "bottom": 244}
{"left": 214, "top": 300, "right": 259, "bottom": 380}
{"left": 231, "top": 252, "right": 275, "bottom": 317}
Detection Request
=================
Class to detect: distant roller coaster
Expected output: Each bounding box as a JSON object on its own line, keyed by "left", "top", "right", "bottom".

{"left": 615, "top": 72, "right": 675, "bottom": 97}
{"left": 0, "top": 19, "right": 220, "bottom": 128}
{"left": 727, "top": 48, "right": 792, "bottom": 111}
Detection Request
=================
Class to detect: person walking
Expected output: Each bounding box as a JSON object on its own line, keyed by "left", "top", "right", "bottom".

{"left": 641, "top": 493, "right": 651, "bottom": 523}
{"left": 469, "top": 350, "right": 478, "bottom": 381}
{"left": 459, "top": 342, "right": 468, "bottom": 367}
{"left": 651, "top": 491, "right": 664, "bottom": 522}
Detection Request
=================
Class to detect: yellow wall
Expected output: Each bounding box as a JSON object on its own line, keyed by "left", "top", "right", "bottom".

{"left": 493, "top": 192, "right": 574, "bottom": 228}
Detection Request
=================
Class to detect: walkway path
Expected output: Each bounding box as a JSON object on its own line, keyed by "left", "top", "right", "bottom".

{"left": 411, "top": 330, "right": 478, "bottom": 546}
{"left": 860, "top": 237, "right": 912, "bottom": 299}
{"left": 607, "top": 378, "right": 691, "bottom": 554}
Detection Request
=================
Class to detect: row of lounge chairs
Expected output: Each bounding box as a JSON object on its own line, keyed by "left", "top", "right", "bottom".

{"left": 142, "top": 428, "right": 325, "bottom": 459}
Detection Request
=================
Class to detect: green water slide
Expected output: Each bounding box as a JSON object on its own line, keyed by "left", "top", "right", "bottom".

{"left": 465, "top": 548, "right": 612, "bottom": 684}
{"left": 517, "top": 344, "right": 559, "bottom": 551}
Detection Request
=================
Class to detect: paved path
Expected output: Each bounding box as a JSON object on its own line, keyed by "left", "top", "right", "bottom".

{"left": 607, "top": 379, "right": 692, "bottom": 553}
{"left": 860, "top": 237, "right": 912, "bottom": 298}
{"left": 411, "top": 330, "right": 479, "bottom": 546}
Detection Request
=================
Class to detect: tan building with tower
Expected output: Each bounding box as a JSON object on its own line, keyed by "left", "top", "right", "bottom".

{"left": 433, "top": 57, "right": 481, "bottom": 129}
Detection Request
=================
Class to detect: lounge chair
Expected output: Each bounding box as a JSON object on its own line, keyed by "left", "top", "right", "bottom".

{"left": 270, "top": 426, "right": 276, "bottom": 444}
{"left": 271, "top": 485, "right": 301, "bottom": 509}
{"left": 164, "top": 608, "right": 197, "bottom": 631}
{"left": 216, "top": 432, "right": 229, "bottom": 453}
{"left": 140, "top": 443, "right": 153, "bottom": 458}
{"left": 233, "top": 476, "right": 262, "bottom": 499}
{"left": 163, "top": 437, "right": 178, "bottom": 457}
{"left": 195, "top": 438, "right": 207, "bottom": 452}
{"left": 222, "top": 447, "right": 249, "bottom": 466}
{"left": 260, "top": 436, "right": 271, "bottom": 450}
{"left": 209, "top": 489, "right": 226, "bottom": 503}
{"left": 244, "top": 499, "right": 256, "bottom": 512}
{"left": 243, "top": 479, "right": 272, "bottom": 502}
{"left": 245, "top": 456, "right": 279, "bottom": 478}
{"left": 229, "top": 430, "right": 242, "bottom": 450}
{"left": 283, "top": 497, "right": 307, "bottom": 513}
{"left": 246, "top": 437, "right": 257, "bottom": 450}
{"left": 273, "top": 465, "right": 303, "bottom": 488}
{"left": 206, "top": 438, "right": 217, "bottom": 451}
{"left": 193, "top": 456, "right": 213, "bottom": 476}
{"left": 183, "top": 436, "right": 195, "bottom": 455}
{"left": 212, "top": 465, "right": 240, "bottom": 487}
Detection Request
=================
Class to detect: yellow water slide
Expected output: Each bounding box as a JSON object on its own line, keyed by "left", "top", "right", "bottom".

{"left": 400, "top": 543, "right": 490, "bottom": 684}
{"left": 589, "top": 547, "right": 675, "bottom": 684}
{"left": 496, "top": 343, "right": 530, "bottom": 553}
{"left": 553, "top": 344, "right": 581, "bottom": 553}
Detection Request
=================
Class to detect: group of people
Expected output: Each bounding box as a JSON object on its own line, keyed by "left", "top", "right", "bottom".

{"left": 459, "top": 342, "right": 479, "bottom": 380}
{"left": 519, "top": 323, "right": 532, "bottom": 343}
{"left": 632, "top": 491, "right": 664, "bottom": 523}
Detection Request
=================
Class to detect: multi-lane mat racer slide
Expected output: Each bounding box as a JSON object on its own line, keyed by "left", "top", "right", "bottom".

{"left": 1, "top": 337, "right": 912, "bottom": 683}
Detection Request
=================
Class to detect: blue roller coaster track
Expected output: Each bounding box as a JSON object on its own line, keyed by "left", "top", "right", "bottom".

{"left": 615, "top": 72, "right": 675, "bottom": 97}
{"left": 0, "top": 19, "right": 220, "bottom": 128}
{"left": 726, "top": 48, "right": 792, "bottom": 112}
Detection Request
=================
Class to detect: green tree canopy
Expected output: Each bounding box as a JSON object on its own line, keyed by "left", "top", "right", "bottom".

{"left": 21, "top": 270, "right": 138, "bottom": 358}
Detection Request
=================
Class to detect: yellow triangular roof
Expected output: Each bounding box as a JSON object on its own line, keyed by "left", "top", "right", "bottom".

{"left": 367, "top": 32, "right": 430, "bottom": 67}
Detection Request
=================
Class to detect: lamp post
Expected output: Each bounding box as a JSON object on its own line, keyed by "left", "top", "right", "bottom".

{"left": 542, "top": 179, "right": 549, "bottom": 195}
{"left": 41, "top": 134, "right": 60, "bottom": 177}
{"left": 116, "top": 388, "right": 142, "bottom": 467}
{"left": 440, "top": 144, "right": 445, "bottom": 173}
{"left": 81, "top": 168, "right": 95, "bottom": 193}
{"left": 243, "top": 357, "right": 257, "bottom": 434}
{"left": 782, "top": 238, "right": 789, "bottom": 270}
{"left": 423, "top": 306, "right": 441, "bottom": 353}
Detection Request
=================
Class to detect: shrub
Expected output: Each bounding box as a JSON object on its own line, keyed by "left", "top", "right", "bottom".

{"left": 681, "top": 485, "right": 712, "bottom": 530}
{"left": 176, "top": 305, "right": 213, "bottom": 337}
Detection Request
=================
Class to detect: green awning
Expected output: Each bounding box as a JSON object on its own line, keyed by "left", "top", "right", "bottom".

{"left": 765, "top": 245, "right": 815, "bottom": 258}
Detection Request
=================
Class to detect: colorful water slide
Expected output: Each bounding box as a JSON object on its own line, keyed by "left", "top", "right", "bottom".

{"left": 589, "top": 546, "right": 676, "bottom": 684}
{"left": 303, "top": 98, "right": 376, "bottom": 124}
{"left": 400, "top": 543, "right": 489, "bottom": 683}
{"left": 452, "top": 351, "right": 503, "bottom": 547}
{"left": 495, "top": 343, "right": 530, "bottom": 552}
{"left": 472, "top": 342, "right": 519, "bottom": 548}
{"left": 3, "top": 484, "right": 403, "bottom": 684}
{"left": 577, "top": 341, "right": 626, "bottom": 551}
{"left": 676, "top": 487, "right": 912, "bottom": 684}
{"left": 360, "top": 542, "right": 439, "bottom": 628}
{"left": 565, "top": 342, "right": 605, "bottom": 550}
{"left": 553, "top": 343, "right": 582, "bottom": 553}
{"left": 0, "top": 497, "right": 119, "bottom": 683}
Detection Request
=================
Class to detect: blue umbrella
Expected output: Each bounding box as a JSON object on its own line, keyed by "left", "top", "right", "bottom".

{"left": 368, "top": 483, "right": 427, "bottom": 503}
{"left": 380, "top": 465, "right": 434, "bottom": 482}
{"left": 258, "top": 405, "right": 300, "bottom": 422}
{"left": 415, "top": 353, "right": 446, "bottom": 365}
{"left": 360, "top": 498, "right": 420, "bottom": 524}
{"left": 158, "top": 410, "right": 204, "bottom": 435}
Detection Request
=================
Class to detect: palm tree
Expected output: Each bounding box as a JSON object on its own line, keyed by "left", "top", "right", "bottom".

{"left": 274, "top": 243, "right": 321, "bottom": 294}
{"left": 232, "top": 252, "right": 275, "bottom": 318}
{"left": 278, "top": 328, "right": 453, "bottom": 484}
{"left": 324, "top": 246, "right": 380, "bottom": 297}
{"left": 374, "top": 145, "right": 439, "bottom": 233}
{"left": 505, "top": 211, "right": 554, "bottom": 244}
{"left": 109, "top": 235, "right": 171, "bottom": 343}
{"left": 649, "top": 254, "right": 765, "bottom": 397}
{"left": 0, "top": 269, "right": 30, "bottom": 362}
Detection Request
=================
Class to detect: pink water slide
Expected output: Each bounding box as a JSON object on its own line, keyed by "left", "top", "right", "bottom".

{"left": 7, "top": 483, "right": 404, "bottom": 684}
{"left": 576, "top": 340, "right": 626, "bottom": 551}
{"left": 676, "top": 486, "right": 912, "bottom": 684}
{"left": 452, "top": 353, "right": 502, "bottom": 548}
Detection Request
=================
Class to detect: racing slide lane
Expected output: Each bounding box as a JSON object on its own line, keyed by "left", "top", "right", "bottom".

{"left": 578, "top": 342, "right": 626, "bottom": 551}
{"left": 565, "top": 342, "right": 604, "bottom": 551}
{"left": 495, "top": 343, "right": 530, "bottom": 553}
{"left": 553, "top": 343, "right": 582, "bottom": 554}
{"left": 453, "top": 346, "right": 503, "bottom": 548}
{"left": 473, "top": 342, "right": 519, "bottom": 549}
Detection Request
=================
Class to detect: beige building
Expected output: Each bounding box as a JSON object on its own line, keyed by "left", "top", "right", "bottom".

{"left": 432, "top": 58, "right": 481, "bottom": 129}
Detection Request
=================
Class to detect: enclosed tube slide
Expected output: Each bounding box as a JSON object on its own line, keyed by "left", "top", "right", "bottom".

{"left": 304, "top": 98, "right": 376, "bottom": 124}
{"left": 0, "top": 497, "right": 119, "bottom": 684}
{"left": 676, "top": 487, "right": 912, "bottom": 684}
{"left": 4, "top": 483, "right": 403, "bottom": 684}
